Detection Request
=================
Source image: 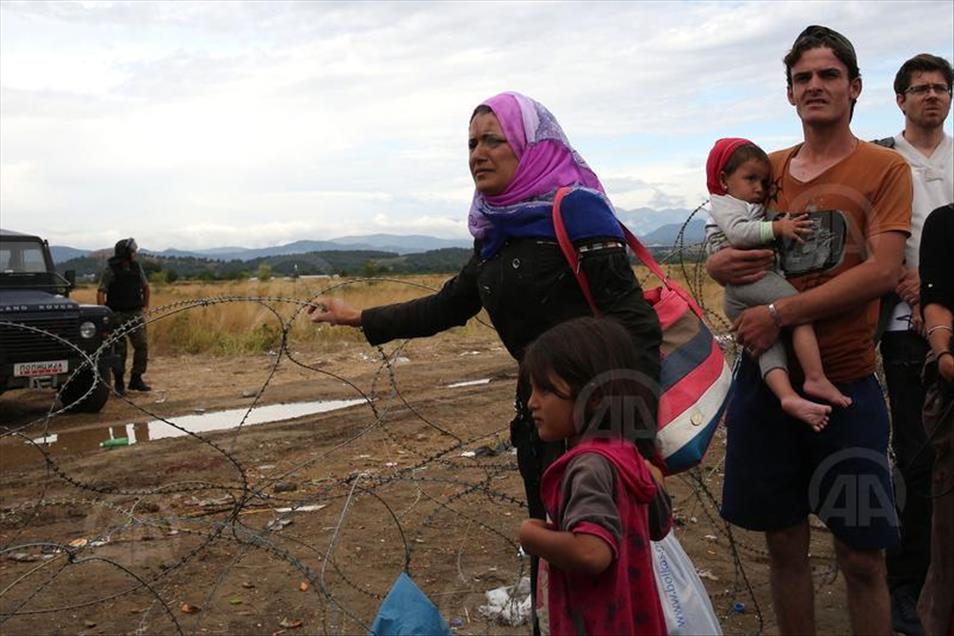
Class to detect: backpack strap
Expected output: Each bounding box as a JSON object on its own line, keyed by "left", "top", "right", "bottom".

{"left": 552, "top": 187, "right": 601, "bottom": 317}
{"left": 552, "top": 186, "right": 707, "bottom": 319}
{"left": 620, "top": 224, "right": 707, "bottom": 318}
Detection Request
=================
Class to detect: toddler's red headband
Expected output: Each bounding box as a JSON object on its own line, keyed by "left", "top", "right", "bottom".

{"left": 706, "top": 137, "right": 753, "bottom": 195}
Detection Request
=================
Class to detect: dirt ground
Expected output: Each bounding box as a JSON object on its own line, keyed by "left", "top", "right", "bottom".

{"left": 0, "top": 329, "right": 854, "bottom": 635}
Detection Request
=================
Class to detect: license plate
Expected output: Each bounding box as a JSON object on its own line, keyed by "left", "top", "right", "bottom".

{"left": 13, "top": 360, "right": 69, "bottom": 377}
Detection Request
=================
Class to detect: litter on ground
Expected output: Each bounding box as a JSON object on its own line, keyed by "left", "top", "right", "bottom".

{"left": 477, "top": 577, "right": 532, "bottom": 626}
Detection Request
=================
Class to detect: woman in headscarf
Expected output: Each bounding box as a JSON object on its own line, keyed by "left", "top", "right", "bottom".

{"left": 308, "top": 90, "right": 661, "bottom": 520}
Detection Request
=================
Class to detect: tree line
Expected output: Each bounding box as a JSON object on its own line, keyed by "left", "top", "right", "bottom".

{"left": 56, "top": 248, "right": 477, "bottom": 282}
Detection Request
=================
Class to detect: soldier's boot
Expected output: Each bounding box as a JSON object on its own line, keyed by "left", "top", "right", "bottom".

{"left": 113, "top": 370, "right": 126, "bottom": 396}
{"left": 128, "top": 374, "right": 151, "bottom": 392}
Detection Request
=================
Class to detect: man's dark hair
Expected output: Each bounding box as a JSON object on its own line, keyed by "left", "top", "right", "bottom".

{"left": 722, "top": 143, "right": 771, "bottom": 178}
{"left": 783, "top": 25, "right": 860, "bottom": 119}
{"left": 520, "top": 317, "right": 656, "bottom": 456}
{"left": 784, "top": 25, "right": 860, "bottom": 87}
{"left": 894, "top": 53, "right": 953, "bottom": 95}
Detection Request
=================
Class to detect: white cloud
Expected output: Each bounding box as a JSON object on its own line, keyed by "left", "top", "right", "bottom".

{"left": 1, "top": 0, "right": 952, "bottom": 249}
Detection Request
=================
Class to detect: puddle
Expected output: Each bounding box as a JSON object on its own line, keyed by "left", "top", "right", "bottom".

{"left": 444, "top": 378, "right": 491, "bottom": 388}
{"left": 274, "top": 504, "right": 327, "bottom": 513}
{"left": 2, "top": 398, "right": 363, "bottom": 469}
{"left": 142, "top": 399, "right": 364, "bottom": 441}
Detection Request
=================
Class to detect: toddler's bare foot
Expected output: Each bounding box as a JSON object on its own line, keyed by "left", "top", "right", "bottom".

{"left": 781, "top": 395, "right": 831, "bottom": 432}
{"left": 803, "top": 377, "right": 852, "bottom": 407}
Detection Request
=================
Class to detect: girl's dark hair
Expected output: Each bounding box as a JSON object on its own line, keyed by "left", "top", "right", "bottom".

{"left": 722, "top": 143, "right": 771, "bottom": 177}
{"left": 520, "top": 317, "right": 657, "bottom": 457}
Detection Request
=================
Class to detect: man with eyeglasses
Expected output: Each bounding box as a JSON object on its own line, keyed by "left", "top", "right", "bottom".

{"left": 877, "top": 53, "right": 952, "bottom": 636}
{"left": 707, "top": 25, "right": 912, "bottom": 635}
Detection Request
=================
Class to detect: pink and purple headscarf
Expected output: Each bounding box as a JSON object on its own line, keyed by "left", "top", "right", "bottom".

{"left": 468, "top": 92, "right": 607, "bottom": 241}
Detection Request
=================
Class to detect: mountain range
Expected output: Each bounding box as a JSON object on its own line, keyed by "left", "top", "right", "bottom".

{"left": 49, "top": 210, "right": 708, "bottom": 264}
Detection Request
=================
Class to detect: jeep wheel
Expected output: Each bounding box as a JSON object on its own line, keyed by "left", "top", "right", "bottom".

{"left": 60, "top": 367, "right": 111, "bottom": 413}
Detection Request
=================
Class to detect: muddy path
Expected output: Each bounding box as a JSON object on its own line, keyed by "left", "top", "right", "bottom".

{"left": 0, "top": 332, "right": 851, "bottom": 635}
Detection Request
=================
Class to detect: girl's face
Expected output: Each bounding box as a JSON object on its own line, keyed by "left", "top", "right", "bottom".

{"left": 720, "top": 158, "right": 771, "bottom": 204}
{"left": 527, "top": 373, "right": 577, "bottom": 443}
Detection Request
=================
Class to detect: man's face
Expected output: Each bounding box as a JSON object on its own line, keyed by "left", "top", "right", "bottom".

{"left": 787, "top": 46, "right": 862, "bottom": 126}
{"left": 897, "top": 70, "right": 952, "bottom": 131}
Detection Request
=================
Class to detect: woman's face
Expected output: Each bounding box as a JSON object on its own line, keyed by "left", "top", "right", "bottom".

{"left": 468, "top": 111, "right": 519, "bottom": 196}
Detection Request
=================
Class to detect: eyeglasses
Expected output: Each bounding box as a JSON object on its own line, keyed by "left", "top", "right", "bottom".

{"left": 904, "top": 83, "right": 952, "bottom": 96}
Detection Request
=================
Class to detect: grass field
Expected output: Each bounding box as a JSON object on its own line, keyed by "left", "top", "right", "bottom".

{"left": 72, "top": 263, "right": 728, "bottom": 356}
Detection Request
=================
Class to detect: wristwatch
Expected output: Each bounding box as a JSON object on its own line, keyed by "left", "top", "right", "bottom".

{"left": 767, "top": 303, "right": 783, "bottom": 328}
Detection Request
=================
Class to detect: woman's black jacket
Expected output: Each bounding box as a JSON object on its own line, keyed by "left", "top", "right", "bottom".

{"left": 362, "top": 237, "right": 662, "bottom": 387}
{"left": 362, "top": 237, "right": 662, "bottom": 518}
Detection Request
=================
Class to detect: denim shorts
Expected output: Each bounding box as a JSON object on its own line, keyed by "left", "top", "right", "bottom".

{"left": 720, "top": 356, "right": 900, "bottom": 550}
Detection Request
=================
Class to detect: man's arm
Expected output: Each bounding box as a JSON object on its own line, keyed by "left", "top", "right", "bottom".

{"left": 776, "top": 230, "right": 905, "bottom": 324}
{"left": 923, "top": 303, "right": 954, "bottom": 383}
{"left": 137, "top": 264, "right": 151, "bottom": 310}
{"left": 705, "top": 247, "right": 775, "bottom": 286}
{"left": 96, "top": 269, "right": 110, "bottom": 306}
{"left": 734, "top": 230, "right": 906, "bottom": 354}
{"left": 895, "top": 266, "right": 922, "bottom": 332}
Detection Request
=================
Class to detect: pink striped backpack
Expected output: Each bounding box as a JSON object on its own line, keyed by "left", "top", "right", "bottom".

{"left": 552, "top": 187, "right": 732, "bottom": 474}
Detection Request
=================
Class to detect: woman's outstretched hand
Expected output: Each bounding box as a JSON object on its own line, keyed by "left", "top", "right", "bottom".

{"left": 306, "top": 296, "right": 363, "bottom": 327}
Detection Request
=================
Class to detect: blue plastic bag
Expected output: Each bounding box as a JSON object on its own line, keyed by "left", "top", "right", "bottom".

{"left": 368, "top": 572, "right": 451, "bottom": 636}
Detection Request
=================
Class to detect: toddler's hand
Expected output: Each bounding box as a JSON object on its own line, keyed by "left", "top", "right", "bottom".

{"left": 774, "top": 214, "right": 814, "bottom": 244}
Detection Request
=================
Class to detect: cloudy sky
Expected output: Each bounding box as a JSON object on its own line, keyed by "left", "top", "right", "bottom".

{"left": 2, "top": 1, "right": 952, "bottom": 250}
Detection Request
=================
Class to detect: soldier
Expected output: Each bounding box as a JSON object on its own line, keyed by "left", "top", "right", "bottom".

{"left": 97, "top": 238, "right": 151, "bottom": 394}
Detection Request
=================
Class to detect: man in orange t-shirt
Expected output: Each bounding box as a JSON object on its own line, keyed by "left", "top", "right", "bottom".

{"left": 707, "top": 26, "right": 911, "bottom": 636}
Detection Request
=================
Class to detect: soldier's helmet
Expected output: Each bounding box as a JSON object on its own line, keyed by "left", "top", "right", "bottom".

{"left": 114, "top": 238, "right": 138, "bottom": 259}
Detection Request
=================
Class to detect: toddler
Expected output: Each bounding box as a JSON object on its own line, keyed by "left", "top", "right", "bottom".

{"left": 706, "top": 137, "right": 851, "bottom": 431}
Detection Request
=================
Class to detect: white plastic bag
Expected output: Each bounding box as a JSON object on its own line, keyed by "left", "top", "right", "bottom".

{"left": 477, "top": 576, "right": 532, "bottom": 626}
{"left": 652, "top": 532, "right": 722, "bottom": 635}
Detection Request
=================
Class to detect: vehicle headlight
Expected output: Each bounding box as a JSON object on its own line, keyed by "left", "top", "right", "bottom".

{"left": 80, "top": 321, "right": 97, "bottom": 339}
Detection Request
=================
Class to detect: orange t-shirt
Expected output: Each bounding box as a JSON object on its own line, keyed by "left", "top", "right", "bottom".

{"left": 769, "top": 141, "right": 912, "bottom": 382}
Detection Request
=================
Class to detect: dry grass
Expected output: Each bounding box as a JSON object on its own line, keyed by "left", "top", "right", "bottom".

{"left": 71, "top": 275, "right": 494, "bottom": 355}
{"left": 71, "top": 265, "right": 727, "bottom": 356}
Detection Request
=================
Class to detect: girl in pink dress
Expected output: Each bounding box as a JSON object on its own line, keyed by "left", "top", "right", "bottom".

{"left": 518, "top": 316, "right": 666, "bottom": 636}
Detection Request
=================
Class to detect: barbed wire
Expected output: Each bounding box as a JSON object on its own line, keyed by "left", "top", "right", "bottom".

{"left": 0, "top": 228, "right": 861, "bottom": 636}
